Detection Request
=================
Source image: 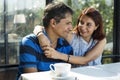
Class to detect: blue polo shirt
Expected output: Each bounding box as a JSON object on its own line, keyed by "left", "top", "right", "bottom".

{"left": 17, "top": 33, "right": 73, "bottom": 79}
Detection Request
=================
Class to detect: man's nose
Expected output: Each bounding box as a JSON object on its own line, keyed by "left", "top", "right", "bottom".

{"left": 68, "top": 25, "right": 73, "bottom": 31}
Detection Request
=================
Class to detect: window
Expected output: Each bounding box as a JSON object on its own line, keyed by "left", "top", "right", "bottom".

{"left": 0, "top": 0, "right": 45, "bottom": 65}
{"left": 0, "top": 0, "right": 119, "bottom": 66}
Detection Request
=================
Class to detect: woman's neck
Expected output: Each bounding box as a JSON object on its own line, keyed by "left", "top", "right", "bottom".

{"left": 82, "top": 36, "right": 91, "bottom": 43}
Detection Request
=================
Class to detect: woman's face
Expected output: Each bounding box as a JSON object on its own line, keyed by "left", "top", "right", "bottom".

{"left": 78, "top": 15, "right": 98, "bottom": 41}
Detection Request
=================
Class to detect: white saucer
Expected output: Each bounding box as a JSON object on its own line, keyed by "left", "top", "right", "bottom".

{"left": 52, "top": 75, "right": 71, "bottom": 80}
{"left": 52, "top": 73, "right": 76, "bottom": 80}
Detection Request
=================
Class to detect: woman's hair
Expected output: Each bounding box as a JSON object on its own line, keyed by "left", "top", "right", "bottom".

{"left": 43, "top": 2, "right": 74, "bottom": 28}
{"left": 73, "top": 7, "right": 106, "bottom": 40}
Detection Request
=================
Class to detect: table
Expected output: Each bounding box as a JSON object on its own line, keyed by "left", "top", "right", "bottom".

{"left": 71, "top": 62, "right": 120, "bottom": 80}
{"left": 19, "top": 62, "right": 120, "bottom": 80}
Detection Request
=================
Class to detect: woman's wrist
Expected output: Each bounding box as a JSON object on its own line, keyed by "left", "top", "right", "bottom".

{"left": 36, "top": 31, "right": 43, "bottom": 37}
{"left": 57, "top": 53, "right": 70, "bottom": 62}
{"left": 67, "top": 55, "right": 70, "bottom": 63}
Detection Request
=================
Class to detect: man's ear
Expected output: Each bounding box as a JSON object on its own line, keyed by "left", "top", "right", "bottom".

{"left": 50, "top": 19, "right": 56, "bottom": 27}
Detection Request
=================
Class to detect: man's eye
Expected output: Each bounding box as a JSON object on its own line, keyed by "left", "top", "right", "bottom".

{"left": 66, "top": 22, "right": 72, "bottom": 25}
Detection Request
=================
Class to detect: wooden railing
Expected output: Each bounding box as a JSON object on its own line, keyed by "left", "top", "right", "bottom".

{"left": 0, "top": 64, "right": 18, "bottom": 80}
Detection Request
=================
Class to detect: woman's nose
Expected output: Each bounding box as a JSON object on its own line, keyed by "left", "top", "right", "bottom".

{"left": 81, "top": 25, "right": 86, "bottom": 29}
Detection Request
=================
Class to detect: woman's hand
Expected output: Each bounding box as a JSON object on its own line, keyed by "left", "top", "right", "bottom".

{"left": 33, "top": 25, "right": 44, "bottom": 36}
{"left": 43, "top": 46, "right": 60, "bottom": 59}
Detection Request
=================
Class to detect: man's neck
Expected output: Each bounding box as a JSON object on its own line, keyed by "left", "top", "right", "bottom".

{"left": 45, "top": 28, "right": 58, "bottom": 48}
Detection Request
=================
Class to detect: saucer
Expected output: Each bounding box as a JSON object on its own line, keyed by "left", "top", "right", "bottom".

{"left": 52, "top": 73, "right": 75, "bottom": 80}
{"left": 52, "top": 75, "right": 71, "bottom": 80}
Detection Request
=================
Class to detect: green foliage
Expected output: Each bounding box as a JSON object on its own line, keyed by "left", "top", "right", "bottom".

{"left": 102, "top": 58, "right": 113, "bottom": 64}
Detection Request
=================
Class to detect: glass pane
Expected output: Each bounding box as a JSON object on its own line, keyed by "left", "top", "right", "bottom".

{"left": 0, "top": 0, "right": 5, "bottom": 64}
{"left": 8, "top": 0, "right": 45, "bottom": 64}
{"left": 53, "top": 0, "right": 114, "bottom": 64}
{"left": 0, "top": 0, "right": 45, "bottom": 65}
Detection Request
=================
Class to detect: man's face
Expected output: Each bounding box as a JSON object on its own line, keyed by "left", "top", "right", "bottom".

{"left": 53, "top": 13, "right": 73, "bottom": 38}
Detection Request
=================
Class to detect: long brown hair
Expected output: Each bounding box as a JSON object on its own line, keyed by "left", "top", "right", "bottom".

{"left": 73, "top": 7, "right": 106, "bottom": 40}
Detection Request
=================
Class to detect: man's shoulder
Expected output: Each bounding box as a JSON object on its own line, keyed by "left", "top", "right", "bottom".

{"left": 23, "top": 33, "right": 36, "bottom": 38}
{"left": 21, "top": 34, "right": 38, "bottom": 44}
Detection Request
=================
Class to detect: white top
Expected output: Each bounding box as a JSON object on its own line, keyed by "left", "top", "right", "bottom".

{"left": 70, "top": 34, "right": 102, "bottom": 66}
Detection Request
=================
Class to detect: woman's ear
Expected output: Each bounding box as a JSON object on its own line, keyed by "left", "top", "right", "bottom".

{"left": 95, "top": 25, "right": 99, "bottom": 30}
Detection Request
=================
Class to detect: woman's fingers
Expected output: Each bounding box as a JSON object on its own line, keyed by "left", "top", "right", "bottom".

{"left": 43, "top": 46, "right": 59, "bottom": 59}
{"left": 44, "top": 50, "right": 52, "bottom": 58}
{"left": 42, "top": 46, "right": 50, "bottom": 50}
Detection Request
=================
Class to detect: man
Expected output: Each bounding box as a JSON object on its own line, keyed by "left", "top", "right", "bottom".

{"left": 17, "top": 2, "right": 74, "bottom": 79}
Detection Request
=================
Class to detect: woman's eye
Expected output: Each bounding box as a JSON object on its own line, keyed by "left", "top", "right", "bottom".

{"left": 81, "top": 21, "right": 84, "bottom": 25}
{"left": 87, "top": 23, "right": 92, "bottom": 27}
{"left": 79, "top": 21, "right": 84, "bottom": 25}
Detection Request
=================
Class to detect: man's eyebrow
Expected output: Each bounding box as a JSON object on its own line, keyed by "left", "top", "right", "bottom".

{"left": 66, "top": 21, "right": 72, "bottom": 24}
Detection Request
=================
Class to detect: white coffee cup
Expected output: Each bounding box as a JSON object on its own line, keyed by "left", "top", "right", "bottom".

{"left": 49, "top": 63, "right": 71, "bottom": 77}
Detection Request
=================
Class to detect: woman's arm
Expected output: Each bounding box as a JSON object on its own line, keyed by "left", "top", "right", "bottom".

{"left": 33, "top": 25, "right": 51, "bottom": 47}
{"left": 83, "top": 38, "right": 107, "bottom": 63}
{"left": 68, "top": 38, "right": 107, "bottom": 64}
{"left": 43, "top": 38, "right": 106, "bottom": 65}
{"left": 33, "top": 25, "right": 73, "bottom": 46}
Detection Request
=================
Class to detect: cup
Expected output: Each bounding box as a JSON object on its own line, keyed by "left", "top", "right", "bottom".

{"left": 50, "top": 63, "right": 71, "bottom": 77}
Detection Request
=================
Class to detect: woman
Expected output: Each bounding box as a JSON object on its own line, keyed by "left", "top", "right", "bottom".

{"left": 34, "top": 7, "right": 106, "bottom": 67}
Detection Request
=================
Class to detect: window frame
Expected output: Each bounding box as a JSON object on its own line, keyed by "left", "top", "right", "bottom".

{"left": 0, "top": 0, "right": 120, "bottom": 67}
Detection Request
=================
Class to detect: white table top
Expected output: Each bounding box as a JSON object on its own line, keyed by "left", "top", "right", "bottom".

{"left": 19, "top": 62, "right": 120, "bottom": 80}
{"left": 71, "top": 62, "right": 120, "bottom": 80}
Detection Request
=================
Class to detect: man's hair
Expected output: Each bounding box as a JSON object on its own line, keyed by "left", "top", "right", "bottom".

{"left": 42, "top": 2, "right": 74, "bottom": 28}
